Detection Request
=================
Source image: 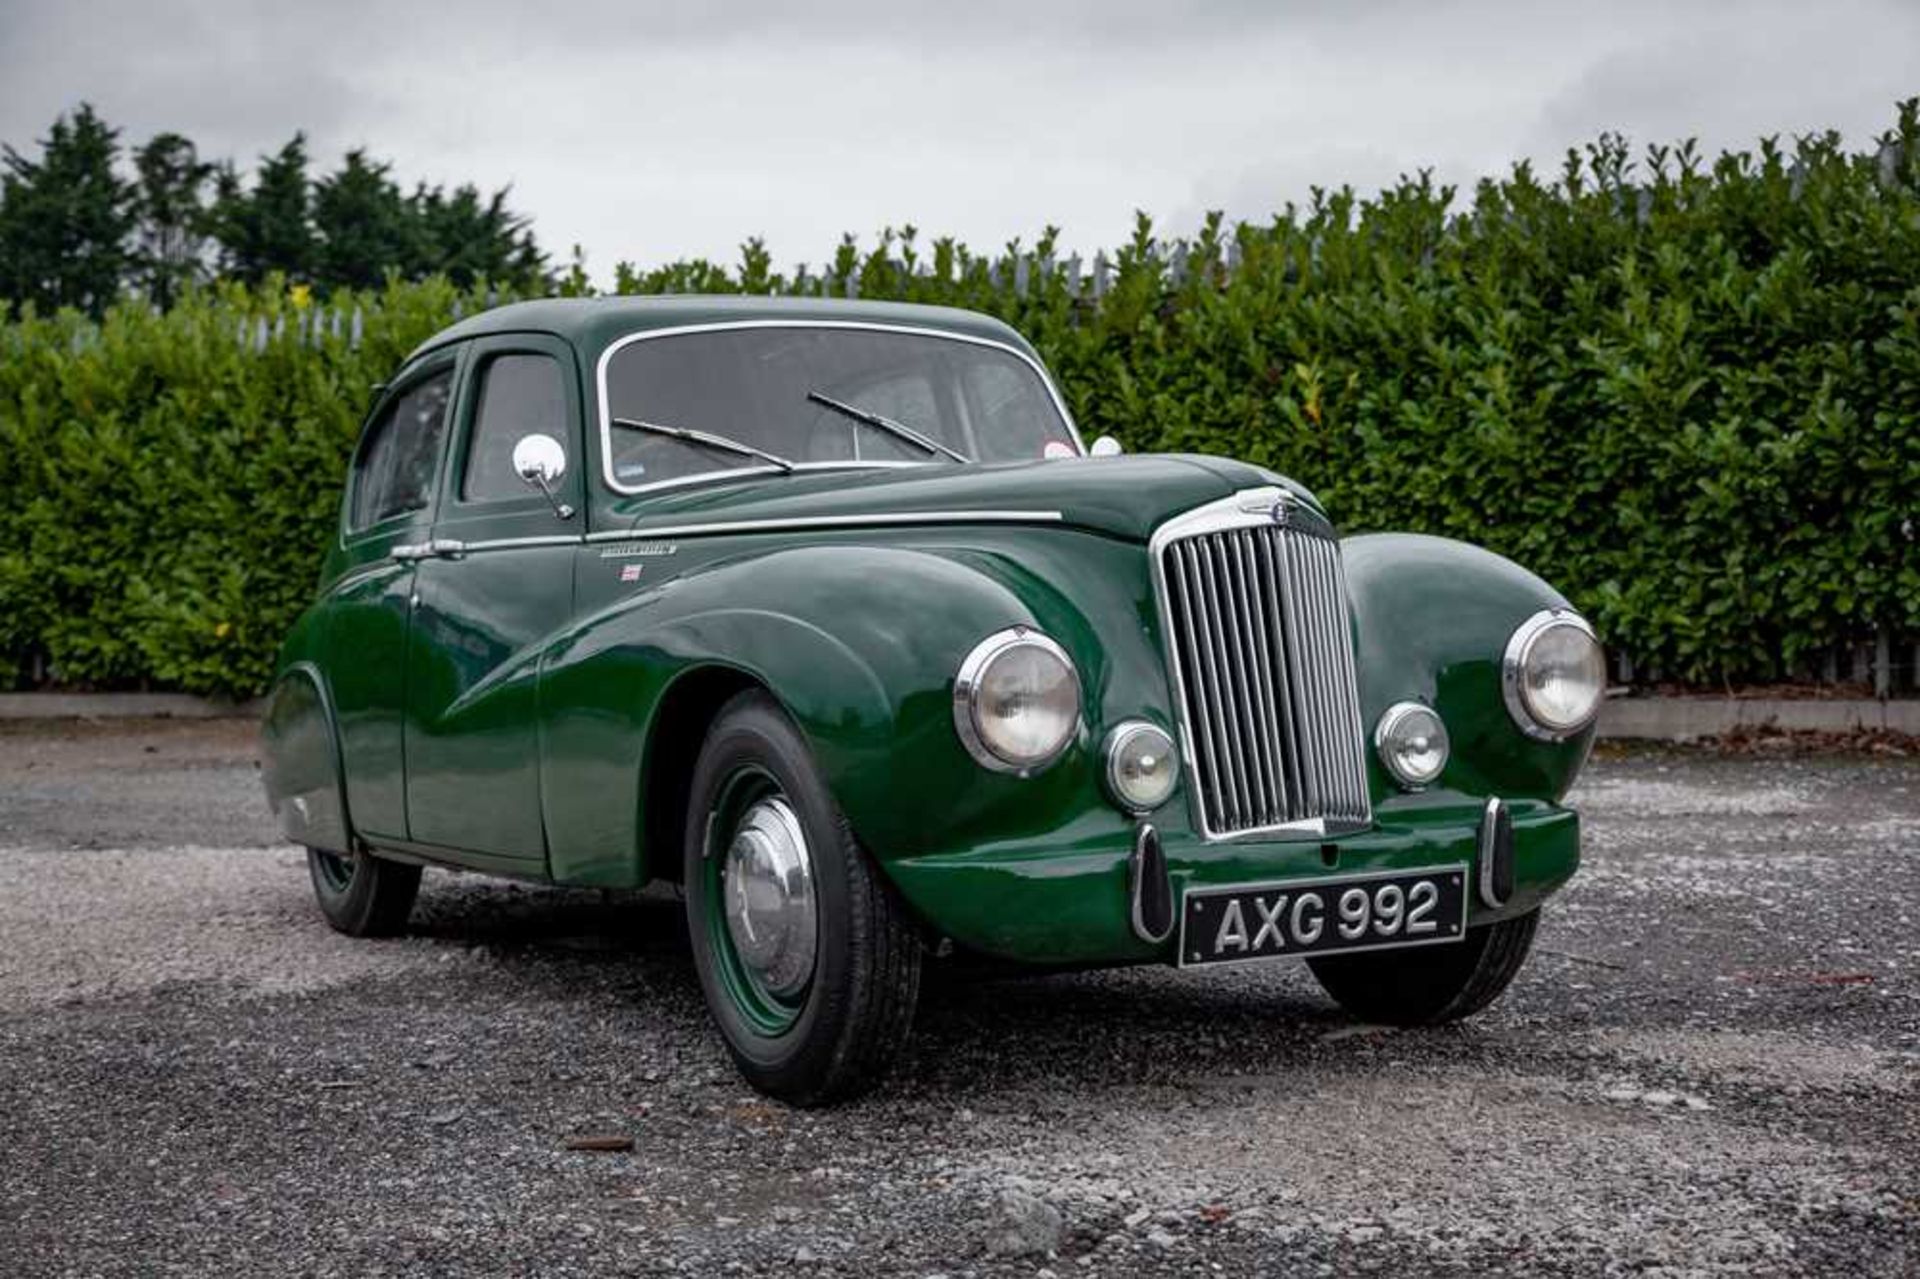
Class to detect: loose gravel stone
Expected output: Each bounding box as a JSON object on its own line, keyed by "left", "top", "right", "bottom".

{"left": 981, "top": 1188, "right": 1065, "bottom": 1257}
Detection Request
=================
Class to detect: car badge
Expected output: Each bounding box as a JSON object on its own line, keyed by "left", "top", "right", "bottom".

{"left": 1268, "top": 499, "right": 1290, "bottom": 527}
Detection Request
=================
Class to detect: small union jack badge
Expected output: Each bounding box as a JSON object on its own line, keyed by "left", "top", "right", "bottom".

{"left": 619, "top": 563, "right": 643, "bottom": 583}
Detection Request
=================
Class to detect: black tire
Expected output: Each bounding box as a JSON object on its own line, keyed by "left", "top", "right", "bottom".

{"left": 306, "top": 846, "right": 422, "bottom": 938}
{"left": 1308, "top": 909, "right": 1540, "bottom": 1026}
{"left": 684, "top": 689, "right": 920, "bottom": 1106}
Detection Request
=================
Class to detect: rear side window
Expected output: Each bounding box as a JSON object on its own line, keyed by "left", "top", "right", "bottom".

{"left": 351, "top": 368, "right": 453, "bottom": 529}
{"left": 462, "top": 353, "right": 568, "bottom": 502}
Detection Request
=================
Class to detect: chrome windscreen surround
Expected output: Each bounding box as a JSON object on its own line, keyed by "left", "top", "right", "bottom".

{"left": 593, "top": 320, "right": 1088, "bottom": 496}
{"left": 1149, "top": 487, "right": 1373, "bottom": 841}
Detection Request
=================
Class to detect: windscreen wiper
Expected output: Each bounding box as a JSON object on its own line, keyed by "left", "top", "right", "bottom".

{"left": 806, "top": 391, "right": 971, "bottom": 464}
{"left": 610, "top": 417, "right": 796, "bottom": 473}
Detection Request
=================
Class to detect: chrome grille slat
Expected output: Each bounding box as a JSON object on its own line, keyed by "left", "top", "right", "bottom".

{"left": 1166, "top": 549, "right": 1225, "bottom": 821}
{"left": 1212, "top": 538, "right": 1266, "bottom": 824}
{"left": 1196, "top": 543, "right": 1253, "bottom": 825}
{"left": 1251, "top": 530, "right": 1305, "bottom": 807}
{"left": 1154, "top": 497, "right": 1372, "bottom": 839}
{"left": 1181, "top": 542, "right": 1241, "bottom": 826}
{"left": 1231, "top": 531, "right": 1285, "bottom": 823}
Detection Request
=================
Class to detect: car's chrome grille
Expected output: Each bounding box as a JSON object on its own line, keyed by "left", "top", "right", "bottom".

{"left": 1156, "top": 506, "right": 1372, "bottom": 838}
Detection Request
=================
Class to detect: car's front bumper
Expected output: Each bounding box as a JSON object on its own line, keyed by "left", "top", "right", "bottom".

{"left": 881, "top": 800, "right": 1579, "bottom": 966}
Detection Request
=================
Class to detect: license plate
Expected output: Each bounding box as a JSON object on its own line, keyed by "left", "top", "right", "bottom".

{"left": 1177, "top": 864, "right": 1469, "bottom": 968}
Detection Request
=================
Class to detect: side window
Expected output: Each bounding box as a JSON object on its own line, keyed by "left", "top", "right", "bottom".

{"left": 462, "top": 353, "right": 568, "bottom": 502}
{"left": 351, "top": 368, "right": 453, "bottom": 529}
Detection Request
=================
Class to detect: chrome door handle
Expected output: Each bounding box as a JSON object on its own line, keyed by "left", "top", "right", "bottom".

{"left": 391, "top": 539, "right": 467, "bottom": 562}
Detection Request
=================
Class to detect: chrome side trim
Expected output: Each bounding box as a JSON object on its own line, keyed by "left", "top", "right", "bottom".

{"left": 592, "top": 319, "right": 1087, "bottom": 496}
{"left": 583, "top": 509, "right": 1064, "bottom": 542}
{"left": 459, "top": 534, "right": 583, "bottom": 553}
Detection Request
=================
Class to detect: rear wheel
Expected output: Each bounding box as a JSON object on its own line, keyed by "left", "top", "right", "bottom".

{"left": 306, "top": 846, "right": 421, "bottom": 938}
{"left": 684, "top": 690, "right": 920, "bottom": 1106}
{"left": 1308, "top": 909, "right": 1540, "bottom": 1026}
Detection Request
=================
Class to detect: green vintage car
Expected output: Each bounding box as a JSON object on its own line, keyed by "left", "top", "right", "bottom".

{"left": 261, "top": 296, "right": 1604, "bottom": 1104}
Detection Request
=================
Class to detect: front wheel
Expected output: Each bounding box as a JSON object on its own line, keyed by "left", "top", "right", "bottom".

{"left": 684, "top": 690, "right": 921, "bottom": 1106}
{"left": 1308, "top": 909, "right": 1540, "bottom": 1026}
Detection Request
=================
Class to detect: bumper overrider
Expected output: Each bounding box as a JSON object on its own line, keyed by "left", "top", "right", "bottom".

{"left": 883, "top": 800, "right": 1578, "bottom": 967}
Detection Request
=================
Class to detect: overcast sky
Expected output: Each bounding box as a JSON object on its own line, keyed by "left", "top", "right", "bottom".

{"left": 3, "top": 0, "right": 1917, "bottom": 279}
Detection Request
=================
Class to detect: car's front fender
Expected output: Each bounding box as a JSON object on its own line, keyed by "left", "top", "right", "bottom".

{"left": 539, "top": 536, "right": 1147, "bottom": 885}
{"left": 1343, "top": 532, "right": 1596, "bottom": 805}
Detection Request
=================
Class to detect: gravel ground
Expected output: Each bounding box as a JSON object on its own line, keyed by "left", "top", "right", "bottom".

{"left": 0, "top": 719, "right": 1915, "bottom": 1276}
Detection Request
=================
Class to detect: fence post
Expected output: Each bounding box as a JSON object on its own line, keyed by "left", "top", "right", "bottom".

{"left": 1875, "top": 627, "right": 1892, "bottom": 698}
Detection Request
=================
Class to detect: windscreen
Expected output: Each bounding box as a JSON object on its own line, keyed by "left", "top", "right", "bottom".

{"left": 602, "top": 326, "right": 1078, "bottom": 488}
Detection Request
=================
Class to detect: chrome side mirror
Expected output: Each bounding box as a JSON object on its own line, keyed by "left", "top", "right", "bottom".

{"left": 1089, "top": 435, "right": 1124, "bottom": 457}
{"left": 511, "top": 433, "right": 575, "bottom": 520}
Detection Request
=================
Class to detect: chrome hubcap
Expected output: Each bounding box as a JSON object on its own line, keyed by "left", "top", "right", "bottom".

{"left": 721, "top": 796, "right": 817, "bottom": 997}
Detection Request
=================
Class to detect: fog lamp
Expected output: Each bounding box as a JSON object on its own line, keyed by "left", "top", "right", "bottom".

{"left": 1375, "top": 701, "right": 1449, "bottom": 788}
{"left": 1103, "top": 721, "right": 1178, "bottom": 813}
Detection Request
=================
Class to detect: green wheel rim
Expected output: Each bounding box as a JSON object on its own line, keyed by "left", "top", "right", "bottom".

{"left": 313, "top": 848, "right": 356, "bottom": 893}
{"left": 702, "top": 766, "right": 812, "bottom": 1037}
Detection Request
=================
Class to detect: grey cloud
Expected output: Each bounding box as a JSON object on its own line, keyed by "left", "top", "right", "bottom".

{"left": 1, "top": 0, "right": 1915, "bottom": 276}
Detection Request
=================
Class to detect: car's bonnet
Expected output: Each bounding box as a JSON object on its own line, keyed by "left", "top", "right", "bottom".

{"left": 601, "top": 453, "right": 1327, "bottom": 543}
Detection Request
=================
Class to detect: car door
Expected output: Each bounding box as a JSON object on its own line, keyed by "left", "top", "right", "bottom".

{"left": 326, "top": 354, "right": 460, "bottom": 842}
{"left": 402, "top": 334, "right": 583, "bottom": 865}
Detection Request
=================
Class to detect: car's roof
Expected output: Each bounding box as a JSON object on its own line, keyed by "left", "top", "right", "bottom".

{"left": 406, "top": 295, "right": 1039, "bottom": 366}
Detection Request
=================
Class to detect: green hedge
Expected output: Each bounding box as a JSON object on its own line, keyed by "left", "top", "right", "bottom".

{"left": 3, "top": 110, "right": 1918, "bottom": 697}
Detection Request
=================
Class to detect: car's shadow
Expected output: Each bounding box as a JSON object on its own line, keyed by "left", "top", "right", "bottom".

{"left": 398, "top": 875, "right": 1421, "bottom": 1098}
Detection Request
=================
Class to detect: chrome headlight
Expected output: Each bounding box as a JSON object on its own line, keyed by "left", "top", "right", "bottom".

{"left": 952, "top": 627, "right": 1080, "bottom": 774}
{"left": 1103, "top": 720, "right": 1178, "bottom": 812}
{"left": 1375, "top": 701, "right": 1449, "bottom": 788}
{"left": 1503, "top": 609, "right": 1605, "bottom": 740}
